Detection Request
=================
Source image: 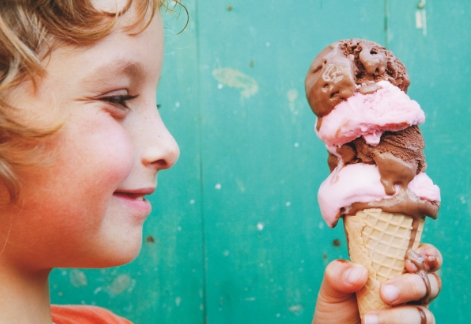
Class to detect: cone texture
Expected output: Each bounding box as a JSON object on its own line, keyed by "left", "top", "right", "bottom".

{"left": 344, "top": 208, "right": 424, "bottom": 317}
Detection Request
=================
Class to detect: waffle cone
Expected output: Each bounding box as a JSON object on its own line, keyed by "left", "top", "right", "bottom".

{"left": 343, "top": 208, "right": 424, "bottom": 317}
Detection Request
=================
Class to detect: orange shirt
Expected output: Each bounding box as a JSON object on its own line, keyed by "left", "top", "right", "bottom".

{"left": 51, "top": 305, "right": 133, "bottom": 324}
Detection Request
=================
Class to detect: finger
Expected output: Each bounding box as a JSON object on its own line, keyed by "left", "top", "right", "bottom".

{"left": 380, "top": 272, "right": 441, "bottom": 306}
{"left": 318, "top": 260, "right": 368, "bottom": 301}
{"left": 405, "top": 243, "right": 443, "bottom": 273}
{"left": 363, "top": 305, "right": 435, "bottom": 324}
{"left": 313, "top": 260, "right": 368, "bottom": 324}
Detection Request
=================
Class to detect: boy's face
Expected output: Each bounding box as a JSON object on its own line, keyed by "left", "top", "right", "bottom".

{"left": 1, "top": 9, "right": 179, "bottom": 269}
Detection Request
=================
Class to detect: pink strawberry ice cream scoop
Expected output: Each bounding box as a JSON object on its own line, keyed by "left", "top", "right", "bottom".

{"left": 318, "top": 164, "right": 440, "bottom": 227}
{"left": 315, "top": 80, "right": 425, "bottom": 147}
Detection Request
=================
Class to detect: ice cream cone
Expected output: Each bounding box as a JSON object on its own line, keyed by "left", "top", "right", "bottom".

{"left": 343, "top": 208, "right": 424, "bottom": 317}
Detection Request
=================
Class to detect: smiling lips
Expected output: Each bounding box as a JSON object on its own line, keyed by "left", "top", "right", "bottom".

{"left": 113, "top": 188, "right": 155, "bottom": 214}
{"left": 114, "top": 187, "right": 155, "bottom": 199}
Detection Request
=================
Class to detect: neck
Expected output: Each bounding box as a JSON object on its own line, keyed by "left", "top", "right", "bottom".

{"left": 0, "top": 260, "right": 52, "bottom": 324}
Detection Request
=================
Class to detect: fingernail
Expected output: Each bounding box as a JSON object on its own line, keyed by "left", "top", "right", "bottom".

{"left": 344, "top": 265, "right": 365, "bottom": 285}
{"left": 382, "top": 284, "right": 399, "bottom": 303}
{"left": 363, "top": 314, "right": 379, "bottom": 324}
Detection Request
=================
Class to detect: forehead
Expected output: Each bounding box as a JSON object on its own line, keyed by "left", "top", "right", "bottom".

{"left": 43, "top": 11, "right": 163, "bottom": 90}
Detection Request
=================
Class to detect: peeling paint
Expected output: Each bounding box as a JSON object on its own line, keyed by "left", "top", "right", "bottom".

{"left": 287, "top": 89, "right": 299, "bottom": 122}
{"left": 69, "top": 269, "right": 87, "bottom": 288}
{"left": 289, "top": 304, "right": 304, "bottom": 315}
{"left": 212, "top": 68, "right": 259, "bottom": 98}
{"left": 235, "top": 178, "right": 246, "bottom": 192}
{"left": 415, "top": 0, "right": 427, "bottom": 36}
{"left": 107, "top": 274, "right": 133, "bottom": 295}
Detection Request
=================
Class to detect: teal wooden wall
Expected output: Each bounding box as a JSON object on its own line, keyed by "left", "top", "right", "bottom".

{"left": 50, "top": 1, "right": 471, "bottom": 322}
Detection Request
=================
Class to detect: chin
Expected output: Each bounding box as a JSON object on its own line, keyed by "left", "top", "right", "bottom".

{"left": 74, "top": 234, "right": 144, "bottom": 269}
{"left": 104, "top": 237, "right": 144, "bottom": 267}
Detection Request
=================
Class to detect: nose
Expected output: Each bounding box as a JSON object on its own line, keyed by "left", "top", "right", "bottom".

{"left": 140, "top": 111, "right": 180, "bottom": 171}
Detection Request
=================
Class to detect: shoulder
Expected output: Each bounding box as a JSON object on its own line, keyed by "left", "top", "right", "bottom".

{"left": 51, "top": 305, "right": 133, "bottom": 324}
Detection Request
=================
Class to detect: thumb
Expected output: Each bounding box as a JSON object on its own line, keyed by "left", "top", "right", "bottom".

{"left": 312, "top": 260, "right": 368, "bottom": 324}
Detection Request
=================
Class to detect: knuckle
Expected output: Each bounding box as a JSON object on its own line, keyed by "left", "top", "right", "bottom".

{"left": 409, "top": 274, "right": 428, "bottom": 297}
{"left": 423, "top": 306, "right": 436, "bottom": 324}
{"left": 416, "top": 306, "right": 434, "bottom": 324}
{"left": 429, "top": 272, "right": 442, "bottom": 300}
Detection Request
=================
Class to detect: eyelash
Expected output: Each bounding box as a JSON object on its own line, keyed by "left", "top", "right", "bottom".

{"left": 101, "top": 94, "right": 138, "bottom": 109}
{"left": 100, "top": 95, "right": 162, "bottom": 110}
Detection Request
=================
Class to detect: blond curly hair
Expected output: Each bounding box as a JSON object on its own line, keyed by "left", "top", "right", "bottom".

{"left": 0, "top": 0, "right": 167, "bottom": 204}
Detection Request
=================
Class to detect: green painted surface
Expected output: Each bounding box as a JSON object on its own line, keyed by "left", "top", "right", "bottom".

{"left": 50, "top": 1, "right": 470, "bottom": 322}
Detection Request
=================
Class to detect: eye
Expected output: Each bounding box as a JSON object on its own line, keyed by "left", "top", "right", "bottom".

{"left": 100, "top": 93, "right": 138, "bottom": 109}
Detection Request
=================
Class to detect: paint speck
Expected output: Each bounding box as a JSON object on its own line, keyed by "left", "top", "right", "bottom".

{"left": 246, "top": 297, "right": 256, "bottom": 301}
{"left": 190, "top": 199, "right": 195, "bottom": 204}
{"left": 287, "top": 89, "right": 299, "bottom": 116}
{"left": 108, "top": 274, "right": 132, "bottom": 295}
{"left": 213, "top": 68, "right": 259, "bottom": 98}
{"left": 289, "top": 304, "right": 304, "bottom": 315}
{"left": 146, "top": 236, "right": 155, "bottom": 243}
{"left": 223, "top": 250, "right": 230, "bottom": 257}
{"left": 415, "top": 6, "right": 427, "bottom": 36}
{"left": 177, "top": 226, "right": 182, "bottom": 231}
{"left": 266, "top": 42, "right": 271, "bottom": 47}
{"left": 285, "top": 202, "right": 291, "bottom": 207}
{"left": 227, "top": 4, "right": 233, "bottom": 10}
{"left": 175, "top": 101, "right": 181, "bottom": 108}
{"left": 218, "top": 83, "right": 224, "bottom": 89}
{"left": 235, "top": 178, "right": 246, "bottom": 192}
{"left": 69, "top": 269, "right": 87, "bottom": 288}
{"left": 249, "top": 59, "right": 254, "bottom": 68}
{"left": 215, "top": 183, "right": 222, "bottom": 190}
{"left": 276, "top": 313, "right": 281, "bottom": 318}
{"left": 93, "top": 287, "right": 102, "bottom": 294}
{"left": 294, "top": 142, "right": 299, "bottom": 147}
{"left": 175, "top": 297, "right": 182, "bottom": 306}
{"left": 257, "top": 222, "right": 265, "bottom": 231}
{"left": 333, "top": 239, "right": 341, "bottom": 247}
{"left": 287, "top": 89, "right": 298, "bottom": 102}
{"left": 318, "top": 222, "right": 324, "bottom": 230}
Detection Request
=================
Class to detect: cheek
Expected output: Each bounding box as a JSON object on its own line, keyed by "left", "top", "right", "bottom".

{"left": 70, "top": 125, "right": 135, "bottom": 195}
{"left": 41, "top": 117, "right": 135, "bottom": 218}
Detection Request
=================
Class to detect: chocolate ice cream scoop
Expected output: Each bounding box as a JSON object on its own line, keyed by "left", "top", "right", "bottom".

{"left": 328, "top": 126, "right": 426, "bottom": 174}
{"left": 305, "top": 39, "right": 410, "bottom": 118}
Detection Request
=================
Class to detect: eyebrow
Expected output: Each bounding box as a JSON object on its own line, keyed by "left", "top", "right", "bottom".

{"left": 121, "top": 61, "right": 145, "bottom": 78}
{"left": 79, "top": 59, "right": 146, "bottom": 90}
